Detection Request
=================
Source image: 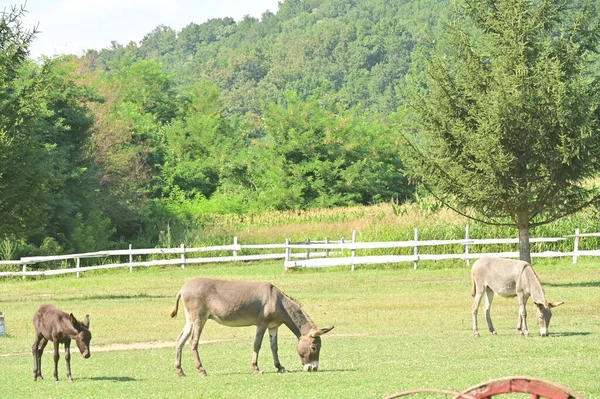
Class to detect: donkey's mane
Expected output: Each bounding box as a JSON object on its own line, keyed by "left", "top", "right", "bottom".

{"left": 280, "top": 291, "right": 316, "bottom": 328}
{"left": 525, "top": 264, "right": 548, "bottom": 302}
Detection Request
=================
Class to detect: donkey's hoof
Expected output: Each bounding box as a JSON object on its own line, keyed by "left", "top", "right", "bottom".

{"left": 473, "top": 332, "right": 480, "bottom": 337}
{"left": 198, "top": 369, "right": 208, "bottom": 377}
{"left": 492, "top": 331, "right": 498, "bottom": 335}
{"left": 277, "top": 368, "right": 288, "bottom": 373}
{"left": 176, "top": 369, "right": 186, "bottom": 377}
{"left": 253, "top": 369, "right": 264, "bottom": 375}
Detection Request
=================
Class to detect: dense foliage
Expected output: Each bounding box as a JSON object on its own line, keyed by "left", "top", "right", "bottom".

{"left": 2, "top": 0, "right": 600, "bottom": 257}
{"left": 401, "top": 0, "right": 600, "bottom": 261}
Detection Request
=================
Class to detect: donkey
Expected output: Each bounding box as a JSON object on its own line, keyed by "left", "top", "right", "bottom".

{"left": 32, "top": 304, "right": 92, "bottom": 381}
{"left": 170, "top": 277, "right": 334, "bottom": 376}
{"left": 471, "top": 257, "right": 564, "bottom": 337}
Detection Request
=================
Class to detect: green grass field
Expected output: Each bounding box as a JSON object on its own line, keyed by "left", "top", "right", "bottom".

{"left": 1, "top": 258, "right": 598, "bottom": 398}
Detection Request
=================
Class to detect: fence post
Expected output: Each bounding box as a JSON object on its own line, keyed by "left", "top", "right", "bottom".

{"left": 128, "top": 244, "right": 134, "bottom": 273}
{"left": 233, "top": 236, "right": 238, "bottom": 257}
{"left": 573, "top": 228, "right": 580, "bottom": 264}
{"left": 306, "top": 238, "right": 311, "bottom": 260}
{"left": 351, "top": 230, "right": 357, "bottom": 271}
{"left": 413, "top": 228, "right": 419, "bottom": 270}
{"left": 325, "top": 237, "right": 330, "bottom": 257}
{"left": 22, "top": 263, "right": 27, "bottom": 280}
{"left": 465, "top": 224, "right": 470, "bottom": 267}
{"left": 180, "top": 243, "right": 186, "bottom": 269}
{"left": 76, "top": 257, "right": 81, "bottom": 278}
{"left": 284, "top": 238, "right": 291, "bottom": 271}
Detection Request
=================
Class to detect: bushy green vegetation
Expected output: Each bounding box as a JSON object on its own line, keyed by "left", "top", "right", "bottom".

{"left": 0, "top": 259, "right": 598, "bottom": 398}
{"left": 3, "top": 0, "right": 600, "bottom": 258}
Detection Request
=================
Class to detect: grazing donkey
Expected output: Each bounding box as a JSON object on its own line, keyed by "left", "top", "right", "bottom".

{"left": 170, "top": 277, "right": 334, "bottom": 376}
{"left": 471, "top": 257, "right": 563, "bottom": 337}
{"left": 32, "top": 304, "right": 92, "bottom": 381}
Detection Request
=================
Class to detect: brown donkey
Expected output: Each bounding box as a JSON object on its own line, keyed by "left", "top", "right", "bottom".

{"left": 32, "top": 304, "right": 92, "bottom": 381}
{"left": 471, "top": 257, "right": 563, "bottom": 337}
{"left": 170, "top": 277, "right": 334, "bottom": 376}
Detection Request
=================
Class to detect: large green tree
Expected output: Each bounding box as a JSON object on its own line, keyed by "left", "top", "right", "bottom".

{"left": 402, "top": 0, "right": 600, "bottom": 262}
{"left": 0, "top": 5, "right": 49, "bottom": 240}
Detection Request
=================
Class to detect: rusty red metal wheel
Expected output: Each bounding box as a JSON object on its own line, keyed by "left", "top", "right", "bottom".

{"left": 456, "top": 376, "right": 584, "bottom": 399}
{"left": 383, "top": 388, "right": 477, "bottom": 399}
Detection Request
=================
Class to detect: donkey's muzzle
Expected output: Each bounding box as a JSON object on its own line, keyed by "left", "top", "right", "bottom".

{"left": 303, "top": 362, "right": 319, "bottom": 372}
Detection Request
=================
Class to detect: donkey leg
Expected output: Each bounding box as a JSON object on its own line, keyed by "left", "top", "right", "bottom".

{"left": 37, "top": 338, "right": 48, "bottom": 380}
{"left": 52, "top": 339, "right": 60, "bottom": 381}
{"left": 174, "top": 317, "right": 193, "bottom": 377}
{"left": 189, "top": 314, "right": 208, "bottom": 376}
{"left": 516, "top": 303, "right": 524, "bottom": 332}
{"left": 64, "top": 340, "right": 73, "bottom": 382}
{"left": 268, "top": 327, "right": 286, "bottom": 373}
{"left": 484, "top": 287, "right": 497, "bottom": 335}
{"left": 251, "top": 324, "right": 268, "bottom": 374}
{"left": 472, "top": 290, "right": 484, "bottom": 337}
{"left": 518, "top": 296, "right": 529, "bottom": 336}
{"left": 32, "top": 335, "right": 46, "bottom": 381}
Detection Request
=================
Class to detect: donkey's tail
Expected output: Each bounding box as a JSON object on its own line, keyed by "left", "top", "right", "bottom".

{"left": 470, "top": 277, "right": 476, "bottom": 297}
{"left": 170, "top": 291, "right": 181, "bottom": 318}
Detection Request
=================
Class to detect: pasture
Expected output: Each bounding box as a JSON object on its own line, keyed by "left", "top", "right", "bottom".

{"left": 0, "top": 258, "right": 598, "bottom": 398}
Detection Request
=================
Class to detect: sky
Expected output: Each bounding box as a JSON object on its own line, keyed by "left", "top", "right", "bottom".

{"left": 12, "top": 0, "right": 281, "bottom": 59}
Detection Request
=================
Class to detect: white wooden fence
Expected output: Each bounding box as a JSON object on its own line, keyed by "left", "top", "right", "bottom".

{"left": 0, "top": 237, "right": 343, "bottom": 278}
{"left": 0, "top": 227, "right": 598, "bottom": 278}
{"left": 284, "top": 228, "right": 600, "bottom": 270}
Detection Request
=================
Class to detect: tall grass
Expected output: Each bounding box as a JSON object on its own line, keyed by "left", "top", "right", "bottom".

{"left": 7, "top": 200, "right": 599, "bottom": 272}
{"left": 188, "top": 201, "right": 600, "bottom": 256}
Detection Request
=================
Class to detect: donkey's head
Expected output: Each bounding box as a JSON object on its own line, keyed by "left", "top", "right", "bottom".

{"left": 534, "top": 302, "right": 564, "bottom": 336}
{"left": 70, "top": 314, "right": 92, "bottom": 358}
{"left": 297, "top": 326, "right": 334, "bottom": 371}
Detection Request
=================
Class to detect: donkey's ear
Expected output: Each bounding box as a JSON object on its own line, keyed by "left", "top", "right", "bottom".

{"left": 533, "top": 302, "right": 545, "bottom": 309}
{"left": 83, "top": 314, "right": 90, "bottom": 328}
{"left": 70, "top": 313, "right": 80, "bottom": 328}
{"left": 311, "top": 326, "right": 334, "bottom": 337}
{"left": 549, "top": 301, "right": 564, "bottom": 308}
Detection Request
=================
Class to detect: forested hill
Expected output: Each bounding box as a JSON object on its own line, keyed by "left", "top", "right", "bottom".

{"left": 3, "top": 0, "right": 598, "bottom": 256}
{"left": 5, "top": 0, "right": 449, "bottom": 255}
{"left": 85, "top": 0, "right": 450, "bottom": 116}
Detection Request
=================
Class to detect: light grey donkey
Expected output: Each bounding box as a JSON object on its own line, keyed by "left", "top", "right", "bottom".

{"left": 471, "top": 257, "right": 563, "bottom": 337}
{"left": 170, "top": 277, "right": 334, "bottom": 376}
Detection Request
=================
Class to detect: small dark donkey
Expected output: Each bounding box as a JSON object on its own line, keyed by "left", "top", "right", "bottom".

{"left": 32, "top": 304, "right": 92, "bottom": 382}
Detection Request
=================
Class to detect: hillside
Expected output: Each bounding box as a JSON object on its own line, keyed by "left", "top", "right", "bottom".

{"left": 85, "top": 0, "right": 451, "bottom": 116}
{"left": 2, "top": 0, "right": 600, "bottom": 258}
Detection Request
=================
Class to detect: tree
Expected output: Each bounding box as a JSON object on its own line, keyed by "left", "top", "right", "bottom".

{"left": 402, "top": 0, "right": 600, "bottom": 262}
{"left": 83, "top": 58, "right": 179, "bottom": 239}
{"left": 0, "top": 5, "right": 50, "bottom": 240}
{"left": 260, "top": 92, "right": 409, "bottom": 208}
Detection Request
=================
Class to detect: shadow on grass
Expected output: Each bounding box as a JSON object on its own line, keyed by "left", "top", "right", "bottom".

{"left": 545, "top": 281, "right": 600, "bottom": 288}
{"left": 551, "top": 332, "right": 592, "bottom": 337}
{"left": 213, "top": 368, "right": 358, "bottom": 376}
{"left": 87, "top": 376, "right": 139, "bottom": 382}
{"left": 66, "top": 293, "right": 169, "bottom": 301}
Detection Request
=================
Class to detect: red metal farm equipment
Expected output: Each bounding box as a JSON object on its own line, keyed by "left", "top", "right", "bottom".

{"left": 384, "top": 376, "right": 584, "bottom": 399}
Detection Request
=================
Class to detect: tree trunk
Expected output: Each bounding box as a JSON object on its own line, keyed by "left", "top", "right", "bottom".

{"left": 518, "top": 225, "right": 531, "bottom": 263}
{"left": 517, "top": 211, "right": 531, "bottom": 263}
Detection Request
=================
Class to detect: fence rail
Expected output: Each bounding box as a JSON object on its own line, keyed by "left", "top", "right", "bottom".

{"left": 0, "top": 237, "right": 344, "bottom": 278}
{"left": 283, "top": 227, "right": 596, "bottom": 270}
{"left": 0, "top": 227, "right": 598, "bottom": 278}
